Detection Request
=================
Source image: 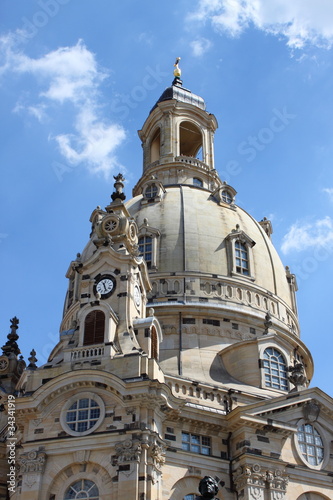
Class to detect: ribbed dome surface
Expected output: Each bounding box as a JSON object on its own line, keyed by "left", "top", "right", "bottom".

{"left": 126, "top": 185, "right": 292, "bottom": 307}
{"left": 150, "top": 84, "right": 206, "bottom": 114}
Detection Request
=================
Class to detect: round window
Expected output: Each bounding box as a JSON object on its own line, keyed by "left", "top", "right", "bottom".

{"left": 297, "top": 423, "right": 324, "bottom": 467}
{"left": 145, "top": 183, "right": 158, "bottom": 199}
{"left": 61, "top": 393, "right": 105, "bottom": 436}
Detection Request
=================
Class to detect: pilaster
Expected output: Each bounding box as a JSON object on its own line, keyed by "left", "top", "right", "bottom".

{"left": 233, "top": 463, "right": 289, "bottom": 500}
{"left": 17, "top": 450, "right": 46, "bottom": 500}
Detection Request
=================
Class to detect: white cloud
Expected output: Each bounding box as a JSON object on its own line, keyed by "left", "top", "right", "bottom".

{"left": 190, "top": 37, "right": 213, "bottom": 57}
{"left": 55, "top": 108, "right": 126, "bottom": 175}
{"left": 281, "top": 216, "right": 333, "bottom": 254}
{"left": 0, "top": 37, "right": 126, "bottom": 176}
{"left": 13, "top": 102, "right": 48, "bottom": 123}
{"left": 188, "top": 0, "right": 333, "bottom": 49}
{"left": 323, "top": 188, "right": 333, "bottom": 201}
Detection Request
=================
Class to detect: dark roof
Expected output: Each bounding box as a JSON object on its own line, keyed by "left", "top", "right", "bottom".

{"left": 151, "top": 83, "right": 206, "bottom": 113}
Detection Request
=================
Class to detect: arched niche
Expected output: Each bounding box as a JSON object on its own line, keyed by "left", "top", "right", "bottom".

{"left": 297, "top": 493, "right": 332, "bottom": 500}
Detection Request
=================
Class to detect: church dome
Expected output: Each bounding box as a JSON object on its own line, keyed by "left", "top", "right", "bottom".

{"left": 126, "top": 183, "right": 298, "bottom": 333}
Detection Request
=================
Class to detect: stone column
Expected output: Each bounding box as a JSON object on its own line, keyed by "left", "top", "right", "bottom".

{"left": 18, "top": 450, "right": 47, "bottom": 500}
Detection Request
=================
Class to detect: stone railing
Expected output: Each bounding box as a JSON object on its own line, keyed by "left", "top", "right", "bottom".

{"left": 174, "top": 155, "right": 210, "bottom": 172}
{"left": 63, "top": 344, "right": 112, "bottom": 362}
{"left": 71, "top": 346, "right": 104, "bottom": 360}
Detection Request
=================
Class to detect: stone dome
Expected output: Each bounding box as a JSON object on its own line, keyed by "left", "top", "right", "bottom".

{"left": 126, "top": 184, "right": 298, "bottom": 333}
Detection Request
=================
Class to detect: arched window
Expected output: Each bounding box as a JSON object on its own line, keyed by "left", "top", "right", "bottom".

{"left": 297, "top": 424, "right": 324, "bottom": 466}
{"left": 193, "top": 177, "right": 203, "bottom": 187}
{"left": 83, "top": 310, "right": 105, "bottom": 345}
{"left": 235, "top": 240, "right": 249, "bottom": 275}
{"left": 151, "top": 326, "right": 158, "bottom": 361}
{"left": 139, "top": 235, "right": 153, "bottom": 269}
{"left": 179, "top": 121, "right": 203, "bottom": 158}
{"left": 64, "top": 479, "right": 99, "bottom": 499}
{"left": 263, "top": 347, "right": 288, "bottom": 391}
{"left": 150, "top": 128, "right": 160, "bottom": 163}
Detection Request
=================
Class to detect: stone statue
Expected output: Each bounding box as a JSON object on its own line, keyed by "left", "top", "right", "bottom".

{"left": 197, "top": 476, "right": 219, "bottom": 499}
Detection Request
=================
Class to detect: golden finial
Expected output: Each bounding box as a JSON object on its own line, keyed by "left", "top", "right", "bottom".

{"left": 173, "top": 57, "right": 181, "bottom": 78}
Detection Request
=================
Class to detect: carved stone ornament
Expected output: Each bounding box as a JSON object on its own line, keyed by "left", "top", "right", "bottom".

{"left": 18, "top": 450, "right": 47, "bottom": 474}
{"left": 303, "top": 400, "right": 320, "bottom": 422}
{"left": 233, "top": 463, "right": 266, "bottom": 491}
{"left": 288, "top": 359, "right": 307, "bottom": 390}
{"left": 265, "top": 468, "right": 289, "bottom": 492}
{"left": 150, "top": 444, "right": 166, "bottom": 470}
{"left": 233, "top": 464, "right": 289, "bottom": 498}
{"left": 23, "top": 474, "right": 38, "bottom": 489}
{"left": 114, "top": 438, "right": 142, "bottom": 463}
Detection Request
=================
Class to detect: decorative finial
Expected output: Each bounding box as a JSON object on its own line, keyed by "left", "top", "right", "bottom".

{"left": 111, "top": 173, "right": 126, "bottom": 202}
{"left": 27, "top": 349, "right": 37, "bottom": 370}
{"left": 2, "top": 317, "right": 21, "bottom": 356}
{"left": 172, "top": 57, "right": 182, "bottom": 86}
{"left": 288, "top": 358, "right": 307, "bottom": 391}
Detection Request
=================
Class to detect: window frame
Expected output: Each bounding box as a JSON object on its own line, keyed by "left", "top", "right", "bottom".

{"left": 83, "top": 309, "right": 105, "bottom": 346}
{"left": 294, "top": 419, "right": 329, "bottom": 470}
{"left": 138, "top": 224, "right": 160, "bottom": 271}
{"left": 226, "top": 229, "right": 256, "bottom": 280}
{"left": 262, "top": 347, "right": 289, "bottom": 391}
{"left": 138, "top": 234, "right": 153, "bottom": 269}
{"left": 181, "top": 431, "right": 211, "bottom": 456}
{"left": 141, "top": 181, "right": 165, "bottom": 204}
{"left": 60, "top": 392, "right": 105, "bottom": 437}
{"left": 64, "top": 479, "right": 99, "bottom": 500}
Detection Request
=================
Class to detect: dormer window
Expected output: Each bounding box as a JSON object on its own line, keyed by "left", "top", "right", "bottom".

{"left": 138, "top": 222, "right": 160, "bottom": 270}
{"left": 141, "top": 181, "right": 165, "bottom": 205}
{"left": 221, "top": 189, "right": 233, "bottom": 204}
{"left": 145, "top": 183, "right": 158, "bottom": 199}
{"left": 213, "top": 183, "right": 237, "bottom": 205}
{"left": 235, "top": 240, "right": 249, "bottom": 275}
{"left": 226, "top": 227, "right": 255, "bottom": 279}
{"left": 139, "top": 235, "right": 153, "bottom": 268}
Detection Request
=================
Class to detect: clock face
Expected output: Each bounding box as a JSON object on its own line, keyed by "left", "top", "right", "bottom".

{"left": 0, "top": 357, "right": 9, "bottom": 371}
{"left": 94, "top": 275, "right": 116, "bottom": 299}
{"left": 134, "top": 285, "right": 141, "bottom": 308}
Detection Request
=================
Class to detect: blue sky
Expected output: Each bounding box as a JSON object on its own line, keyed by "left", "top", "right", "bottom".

{"left": 0, "top": 0, "right": 332, "bottom": 396}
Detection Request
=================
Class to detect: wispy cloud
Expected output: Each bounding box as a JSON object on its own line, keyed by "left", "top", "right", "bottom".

{"left": 281, "top": 216, "right": 333, "bottom": 254}
{"left": 190, "top": 37, "right": 213, "bottom": 57}
{"left": 323, "top": 187, "right": 333, "bottom": 202}
{"left": 188, "top": 0, "right": 333, "bottom": 49}
{"left": 0, "top": 37, "right": 126, "bottom": 176}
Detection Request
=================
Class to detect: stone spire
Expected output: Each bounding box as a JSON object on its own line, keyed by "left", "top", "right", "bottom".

{"left": 2, "top": 317, "right": 21, "bottom": 356}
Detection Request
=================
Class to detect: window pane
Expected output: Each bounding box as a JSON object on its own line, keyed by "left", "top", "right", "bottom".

{"left": 297, "top": 423, "right": 324, "bottom": 466}
{"left": 263, "top": 348, "right": 288, "bottom": 391}
{"left": 66, "top": 398, "right": 100, "bottom": 434}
